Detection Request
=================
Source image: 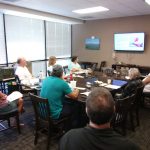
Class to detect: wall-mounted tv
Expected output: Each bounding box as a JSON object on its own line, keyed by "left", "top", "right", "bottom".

{"left": 114, "top": 32, "right": 145, "bottom": 52}
{"left": 85, "top": 37, "right": 100, "bottom": 50}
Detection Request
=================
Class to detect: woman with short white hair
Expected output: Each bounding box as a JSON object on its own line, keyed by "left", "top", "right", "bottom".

{"left": 116, "top": 68, "right": 143, "bottom": 98}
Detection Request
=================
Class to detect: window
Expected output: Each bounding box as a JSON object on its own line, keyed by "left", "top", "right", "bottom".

{"left": 5, "top": 15, "right": 45, "bottom": 63}
{"left": 46, "top": 21, "right": 71, "bottom": 58}
{"left": 0, "top": 13, "right": 6, "bottom": 64}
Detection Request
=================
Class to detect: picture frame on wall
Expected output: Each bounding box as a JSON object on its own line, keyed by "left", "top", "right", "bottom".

{"left": 85, "top": 36, "right": 100, "bottom": 50}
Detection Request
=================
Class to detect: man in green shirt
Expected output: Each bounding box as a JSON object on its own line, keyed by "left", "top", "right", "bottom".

{"left": 40, "top": 64, "right": 79, "bottom": 120}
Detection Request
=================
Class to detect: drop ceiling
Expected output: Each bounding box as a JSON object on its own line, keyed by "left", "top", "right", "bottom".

{"left": 0, "top": 0, "right": 150, "bottom": 20}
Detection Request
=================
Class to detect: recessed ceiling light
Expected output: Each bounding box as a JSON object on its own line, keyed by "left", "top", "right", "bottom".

{"left": 72, "top": 6, "right": 109, "bottom": 14}
{"left": 145, "top": 0, "right": 150, "bottom": 5}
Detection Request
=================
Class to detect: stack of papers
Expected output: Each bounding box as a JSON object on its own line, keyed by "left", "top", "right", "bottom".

{"left": 105, "top": 84, "right": 121, "bottom": 89}
{"left": 100, "top": 83, "right": 108, "bottom": 86}
{"left": 80, "top": 91, "right": 90, "bottom": 96}
{"left": 7, "top": 91, "right": 23, "bottom": 102}
{"left": 76, "top": 87, "right": 86, "bottom": 90}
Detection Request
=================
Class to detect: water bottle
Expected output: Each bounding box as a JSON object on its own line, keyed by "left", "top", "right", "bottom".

{"left": 70, "top": 73, "right": 73, "bottom": 81}
{"left": 39, "top": 71, "right": 44, "bottom": 87}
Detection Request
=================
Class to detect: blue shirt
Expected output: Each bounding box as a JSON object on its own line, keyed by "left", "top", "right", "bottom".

{"left": 40, "top": 76, "right": 72, "bottom": 119}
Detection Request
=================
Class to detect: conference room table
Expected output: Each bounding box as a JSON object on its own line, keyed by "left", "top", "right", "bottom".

{"left": 23, "top": 71, "right": 128, "bottom": 101}
{"left": 74, "top": 71, "right": 128, "bottom": 102}
{"left": 23, "top": 72, "right": 128, "bottom": 127}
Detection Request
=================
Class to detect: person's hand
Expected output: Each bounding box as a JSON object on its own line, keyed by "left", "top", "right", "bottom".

{"left": 0, "top": 92, "right": 7, "bottom": 101}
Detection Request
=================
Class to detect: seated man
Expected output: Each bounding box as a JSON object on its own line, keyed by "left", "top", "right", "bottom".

{"left": 40, "top": 65, "right": 79, "bottom": 126}
{"left": 59, "top": 87, "right": 140, "bottom": 150}
{"left": 142, "top": 73, "right": 150, "bottom": 93}
{"left": 15, "top": 57, "right": 32, "bottom": 82}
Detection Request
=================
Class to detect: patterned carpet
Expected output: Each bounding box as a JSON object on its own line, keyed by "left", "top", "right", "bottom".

{"left": 0, "top": 98, "right": 150, "bottom": 150}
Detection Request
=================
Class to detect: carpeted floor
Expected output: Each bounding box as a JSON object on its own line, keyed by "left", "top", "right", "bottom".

{"left": 0, "top": 98, "right": 150, "bottom": 150}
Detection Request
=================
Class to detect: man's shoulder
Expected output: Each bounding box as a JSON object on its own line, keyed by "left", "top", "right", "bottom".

{"left": 62, "top": 128, "right": 85, "bottom": 139}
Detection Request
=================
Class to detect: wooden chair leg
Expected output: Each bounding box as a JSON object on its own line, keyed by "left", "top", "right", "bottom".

{"left": 136, "top": 108, "right": 140, "bottom": 126}
{"left": 16, "top": 113, "right": 21, "bottom": 134}
{"left": 129, "top": 111, "right": 135, "bottom": 132}
{"left": 47, "top": 126, "right": 51, "bottom": 150}
{"left": 34, "top": 125, "right": 39, "bottom": 145}
{"left": 7, "top": 118, "right": 11, "bottom": 127}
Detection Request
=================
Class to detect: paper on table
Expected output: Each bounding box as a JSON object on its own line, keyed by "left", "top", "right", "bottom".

{"left": 7, "top": 91, "right": 23, "bottom": 102}
{"left": 105, "top": 84, "right": 121, "bottom": 89}
{"left": 76, "top": 75, "right": 84, "bottom": 78}
{"left": 80, "top": 91, "right": 90, "bottom": 96}
{"left": 100, "top": 83, "right": 108, "bottom": 86}
{"left": 76, "top": 87, "right": 86, "bottom": 90}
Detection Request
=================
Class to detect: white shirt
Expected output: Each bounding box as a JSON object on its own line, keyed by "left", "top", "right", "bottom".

{"left": 69, "top": 62, "right": 81, "bottom": 71}
{"left": 15, "top": 66, "right": 32, "bottom": 81}
{"left": 143, "top": 73, "right": 150, "bottom": 92}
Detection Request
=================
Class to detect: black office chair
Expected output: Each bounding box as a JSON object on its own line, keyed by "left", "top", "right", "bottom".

{"left": 63, "top": 65, "right": 69, "bottom": 75}
{"left": 112, "top": 94, "right": 135, "bottom": 136}
{"left": 15, "top": 75, "right": 37, "bottom": 96}
{"left": 30, "top": 93, "right": 68, "bottom": 150}
{"left": 99, "top": 61, "right": 106, "bottom": 72}
{"left": 129, "top": 85, "right": 144, "bottom": 127}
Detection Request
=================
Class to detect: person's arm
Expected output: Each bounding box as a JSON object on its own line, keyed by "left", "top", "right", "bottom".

{"left": 67, "top": 88, "right": 79, "bottom": 99}
{"left": 142, "top": 75, "right": 150, "bottom": 85}
{"left": 63, "top": 81, "right": 79, "bottom": 99}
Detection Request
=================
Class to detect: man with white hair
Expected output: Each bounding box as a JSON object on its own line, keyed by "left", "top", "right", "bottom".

{"left": 15, "top": 57, "right": 32, "bottom": 82}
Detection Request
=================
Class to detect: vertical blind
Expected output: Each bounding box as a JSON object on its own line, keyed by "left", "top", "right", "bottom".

{"left": 5, "top": 15, "right": 45, "bottom": 63}
{"left": 0, "top": 13, "right": 6, "bottom": 64}
{"left": 46, "top": 21, "right": 71, "bottom": 58}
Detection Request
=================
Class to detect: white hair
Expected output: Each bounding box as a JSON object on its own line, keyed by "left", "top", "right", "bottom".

{"left": 128, "top": 68, "right": 140, "bottom": 79}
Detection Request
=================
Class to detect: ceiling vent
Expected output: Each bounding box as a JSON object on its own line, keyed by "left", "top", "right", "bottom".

{"left": 80, "top": 16, "right": 94, "bottom": 20}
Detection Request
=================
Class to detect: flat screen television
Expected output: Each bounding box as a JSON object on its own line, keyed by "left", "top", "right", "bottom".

{"left": 85, "top": 37, "right": 100, "bottom": 50}
{"left": 114, "top": 32, "right": 145, "bottom": 52}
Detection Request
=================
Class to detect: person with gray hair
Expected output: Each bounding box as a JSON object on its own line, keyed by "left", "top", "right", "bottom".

{"left": 59, "top": 87, "right": 140, "bottom": 150}
{"left": 119, "top": 68, "right": 143, "bottom": 98}
{"left": 40, "top": 64, "right": 79, "bottom": 128}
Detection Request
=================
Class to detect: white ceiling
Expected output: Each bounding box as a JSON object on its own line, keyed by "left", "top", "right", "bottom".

{"left": 0, "top": 0, "right": 150, "bottom": 20}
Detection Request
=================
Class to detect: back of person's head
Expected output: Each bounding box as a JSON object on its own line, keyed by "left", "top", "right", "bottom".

{"left": 51, "top": 64, "right": 63, "bottom": 78}
{"left": 71, "top": 56, "right": 78, "bottom": 62}
{"left": 128, "top": 68, "right": 140, "bottom": 80}
{"left": 86, "top": 87, "right": 115, "bottom": 125}
{"left": 48, "top": 56, "right": 56, "bottom": 66}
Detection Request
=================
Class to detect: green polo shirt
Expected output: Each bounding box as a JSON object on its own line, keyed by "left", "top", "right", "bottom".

{"left": 40, "top": 76, "right": 72, "bottom": 119}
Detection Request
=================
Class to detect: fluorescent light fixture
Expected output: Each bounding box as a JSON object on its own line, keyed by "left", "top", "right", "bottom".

{"left": 72, "top": 6, "right": 109, "bottom": 14}
{"left": 145, "top": 0, "right": 150, "bottom": 5}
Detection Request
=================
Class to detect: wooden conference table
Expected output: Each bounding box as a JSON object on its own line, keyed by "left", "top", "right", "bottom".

{"left": 74, "top": 72, "right": 127, "bottom": 102}
{"left": 25, "top": 71, "right": 128, "bottom": 102}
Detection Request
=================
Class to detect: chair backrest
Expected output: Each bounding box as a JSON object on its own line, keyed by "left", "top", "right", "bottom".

{"left": 63, "top": 65, "right": 69, "bottom": 75}
{"left": 14, "top": 75, "right": 23, "bottom": 93}
{"left": 113, "top": 94, "right": 135, "bottom": 124}
{"left": 29, "top": 93, "right": 51, "bottom": 122}
{"left": 99, "top": 61, "right": 106, "bottom": 71}
{"left": 134, "top": 85, "right": 144, "bottom": 106}
{"left": 47, "top": 70, "right": 51, "bottom": 76}
{"left": 103, "top": 67, "right": 114, "bottom": 76}
{"left": 91, "top": 63, "right": 98, "bottom": 71}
